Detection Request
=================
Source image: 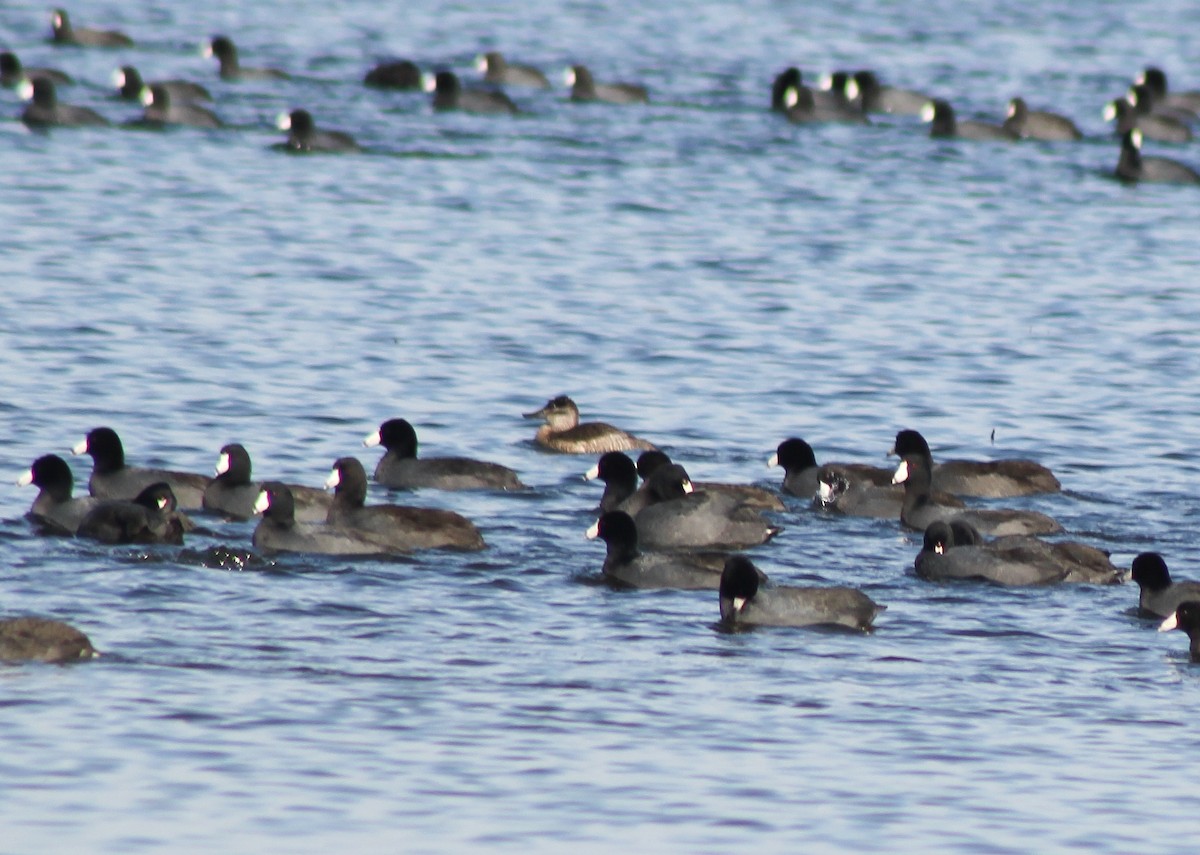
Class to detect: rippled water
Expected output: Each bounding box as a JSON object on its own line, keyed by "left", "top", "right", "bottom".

{"left": 3, "top": 0, "right": 1200, "bottom": 851}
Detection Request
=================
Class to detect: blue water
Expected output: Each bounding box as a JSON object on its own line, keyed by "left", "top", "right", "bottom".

{"left": 3, "top": 0, "right": 1200, "bottom": 851}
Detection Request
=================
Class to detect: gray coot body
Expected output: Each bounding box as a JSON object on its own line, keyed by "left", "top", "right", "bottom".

{"left": 0, "top": 617, "right": 98, "bottom": 663}
{"left": 364, "top": 418, "right": 523, "bottom": 491}
{"left": 77, "top": 482, "right": 185, "bottom": 545}
{"left": 566, "top": 65, "right": 647, "bottom": 104}
{"left": 1128, "top": 82, "right": 1197, "bottom": 124}
{"left": 852, "top": 70, "right": 930, "bottom": 115}
{"left": 1131, "top": 553, "right": 1200, "bottom": 618}
{"left": 72, "top": 426, "right": 211, "bottom": 510}
{"left": 1002, "top": 97, "right": 1081, "bottom": 141}
{"left": 427, "top": 70, "right": 517, "bottom": 115}
{"left": 816, "top": 469, "right": 908, "bottom": 519}
{"left": 18, "top": 454, "right": 99, "bottom": 535}
{"left": 277, "top": 109, "right": 358, "bottom": 153}
{"left": 769, "top": 437, "right": 892, "bottom": 500}
{"left": 524, "top": 396, "right": 655, "bottom": 454}
{"left": 631, "top": 464, "right": 780, "bottom": 551}
{"left": 114, "top": 66, "right": 210, "bottom": 103}
{"left": 782, "top": 83, "right": 868, "bottom": 124}
{"left": 923, "top": 99, "right": 1017, "bottom": 141}
{"left": 140, "top": 84, "right": 222, "bottom": 128}
{"left": 364, "top": 59, "right": 421, "bottom": 89}
{"left": 1137, "top": 67, "right": 1200, "bottom": 114}
{"left": 202, "top": 443, "right": 330, "bottom": 522}
{"left": 1104, "top": 97, "right": 1191, "bottom": 143}
{"left": 325, "top": 457, "right": 486, "bottom": 552}
{"left": 50, "top": 8, "right": 132, "bottom": 47}
{"left": 1158, "top": 602, "right": 1200, "bottom": 662}
{"left": 1116, "top": 129, "right": 1200, "bottom": 185}
{"left": 2, "top": 51, "right": 72, "bottom": 87}
{"left": 206, "top": 36, "right": 289, "bottom": 81}
{"left": 891, "top": 429, "right": 1060, "bottom": 498}
{"left": 719, "top": 555, "right": 884, "bottom": 630}
{"left": 477, "top": 52, "right": 549, "bottom": 88}
{"left": 20, "top": 77, "right": 107, "bottom": 128}
{"left": 586, "top": 511, "right": 729, "bottom": 589}
{"left": 914, "top": 522, "right": 1066, "bottom": 586}
{"left": 893, "top": 455, "right": 1061, "bottom": 537}
{"left": 638, "top": 450, "right": 783, "bottom": 512}
{"left": 252, "top": 482, "right": 393, "bottom": 555}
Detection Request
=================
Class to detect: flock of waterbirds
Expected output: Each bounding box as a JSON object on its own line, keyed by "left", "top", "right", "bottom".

{"left": 2, "top": 7, "right": 1199, "bottom": 180}
{"left": 7, "top": 394, "right": 1200, "bottom": 665}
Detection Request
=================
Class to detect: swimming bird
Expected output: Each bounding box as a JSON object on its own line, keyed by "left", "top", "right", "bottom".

{"left": 914, "top": 521, "right": 1067, "bottom": 585}
{"left": 1115, "top": 129, "right": 1200, "bottom": 184}
{"left": 718, "top": 555, "right": 884, "bottom": 630}
{"left": 426, "top": 70, "right": 518, "bottom": 115}
{"left": 364, "top": 59, "right": 421, "bottom": 89}
{"left": 893, "top": 454, "right": 1061, "bottom": 536}
{"left": 637, "top": 450, "right": 783, "bottom": 511}
{"left": 140, "top": 84, "right": 222, "bottom": 128}
{"left": 202, "top": 443, "right": 331, "bottom": 522}
{"left": 565, "top": 65, "right": 647, "bottom": 104}
{"left": 325, "top": 457, "right": 486, "bottom": 551}
{"left": 476, "top": 52, "right": 549, "bottom": 88}
{"left": 1131, "top": 553, "right": 1200, "bottom": 618}
{"left": 113, "top": 66, "right": 210, "bottom": 103}
{"left": 17, "top": 454, "right": 99, "bottom": 535}
{"left": 890, "top": 429, "right": 1060, "bottom": 498}
{"left": 276, "top": 109, "right": 359, "bottom": 153}
{"left": 71, "top": 426, "right": 211, "bottom": 510}
{"left": 1103, "top": 97, "right": 1191, "bottom": 143}
{"left": 631, "top": 464, "right": 780, "bottom": 551}
{"left": 0, "top": 616, "right": 98, "bottom": 663}
{"left": 1135, "top": 67, "right": 1200, "bottom": 115}
{"left": 851, "top": 70, "right": 931, "bottom": 115}
{"left": 586, "top": 511, "right": 730, "bottom": 589}
{"left": 524, "top": 396, "right": 656, "bottom": 454}
{"left": 252, "top": 482, "right": 394, "bottom": 555}
{"left": 19, "top": 77, "right": 107, "bottom": 128}
{"left": 769, "top": 437, "right": 892, "bottom": 500}
{"left": 76, "top": 482, "right": 185, "bottom": 545}
{"left": 922, "top": 99, "right": 1017, "bottom": 141}
{"left": 364, "top": 418, "right": 524, "bottom": 490}
{"left": 1158, "top": 601, "right": 1200, "bottom": 662}
{"left": 50, "top": 8, "right": 132, "bottom": 47}
{"left": 1002, "top": 97, "right": 1081, "bottom": 141}
{"left": 205, "top": 35, "right": 289, "bottom": 81}
{"left": 1, "top": 51, "right": 72, "bottom": 87}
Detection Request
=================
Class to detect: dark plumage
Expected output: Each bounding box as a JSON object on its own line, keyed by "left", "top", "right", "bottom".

{"left": 1, "top": 51, "right": 72, "bottom": 87}
{"left": 523, "top": 396, "right": 655, "bottom": 454}
{"left": 325, "top": 457, "right": 486, "bottom": 552}
{"left": 252, "top": 482, "right": 393, "bottom": 555}
{"left": 140, "top": 84, "right": 222, "bottom": 128}
{"left": 584, "top": 452, "right": 644, "bottom": 514}
{"left": 77, "top": 482, "right": 185, "bottom": 545}
{"left": 631, "top": 464, "right": 780, "bottom": 551}
{"left": 771, "top": 67, "right": 801, "bottom": 111}
{"left": 851, "top": 70, "right": 930, "bottom": 115}
{"left": 1158, "top": 601, "right": 1200, "bottom": 662}
{"left": 476, "top": 52, "right": 549, "bottom": 88}
{"left": 277, "top": 109, "right": 359, "bottom": 153}
{"left": 890, "top": 429, "right": 1061, "bottom": 498}
{"left": 586, "top": 511, "right": 729, "bottom": 589}
{"left": 1131, "top": 553, "right": 1200, "bottom": 618}
{"left": 18, "top": 454, "right": 99, "bottom": 535}
{"left": 1115, "top": 129, "right": 1200, "bottom": 185}
{"left": 113, "top": 66, "right": 210, "bottom": 103}
{"left": 769, "top": 438, "right": 892, "bottom": 500}
{"left": 1002, "top": 97, "right": 1081, "bottom": 141}
{"left": 202, "top": 443, "right": 330, "bottom": 523}
{"left": 893, "top": 454, "right": 1061, "bottom": 537}
{"left": 0, "top": 617, "right": 98, "bottom": 663}
{"left": 1136, "top": 67, "right": 1200, "bottom": 115}
{"left": 427, "top": 70, "right": 518, "bottom": 115}
{"left": 719, "top": 555, "right": 884, "bottom": 630}
{"left": 566, "top": 65, "right": 647, "bottom": 104}
{"left": 914, "top": 521, "right": 1066, "bottom": 586}
{"left": 206, "top": 35, "right": 289, "bottom": 81}
{"left": 364, "top": 418, "right": 523, "bottom": 491}
{"left": 71, "top": 426, "right": 211, "bottom": 510}
{"left": 50, "top": 8, "right": 132, "bottom": 47}
{"left": 1103, "top": 97, "right": 1192, "bottom": 143}
{"left": 637, "top": 450, "right": 783, "bottom": 511}
{"left": 19, "top": 77, "right": 107, "bottom": 128}
{"left": 781, "top": 81, "right": 869, "bottom": 124}
{"left": 364, "top": 59, "right": 421, "bottom": 89}
{"left": 922, "top": 99, "right": 1017, "bottom": 141}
